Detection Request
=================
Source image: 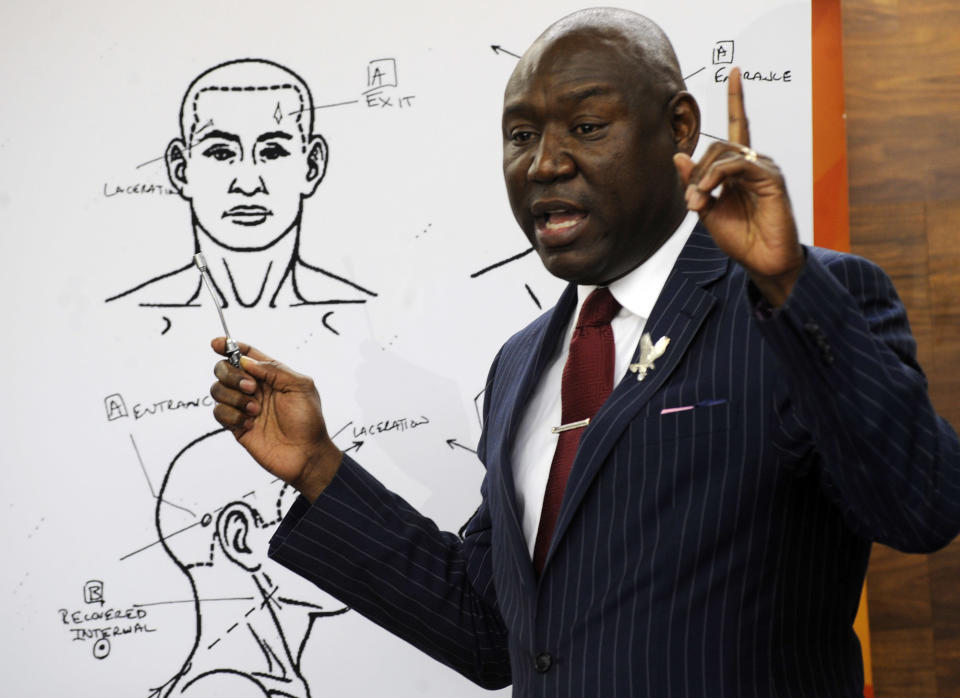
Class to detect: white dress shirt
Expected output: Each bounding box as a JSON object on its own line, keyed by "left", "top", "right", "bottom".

{"left": 511, "top": 211, "right": 699, "bottom": 558}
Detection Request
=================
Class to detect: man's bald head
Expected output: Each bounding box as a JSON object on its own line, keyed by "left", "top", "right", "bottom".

{"left": 510, "top": 8, "right": 685, "bottom": 109}
{"left": 501, "top": 8, "right": 700, "bottom": 284}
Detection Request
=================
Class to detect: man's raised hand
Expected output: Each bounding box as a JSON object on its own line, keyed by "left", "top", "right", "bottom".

{"left": 673, "top": 67, "right": 805, "bottom": 307}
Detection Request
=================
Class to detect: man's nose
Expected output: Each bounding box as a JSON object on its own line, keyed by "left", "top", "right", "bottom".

{"left": 228, "top": 161, "right": 268, "bottom": 196}
{"left": 528, "top": 129, "right": 576, "bottom": 182}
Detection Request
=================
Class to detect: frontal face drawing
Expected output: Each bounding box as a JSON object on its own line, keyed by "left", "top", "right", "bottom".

{"left": 172, "top": 83, "right": 326, "bottom": 251}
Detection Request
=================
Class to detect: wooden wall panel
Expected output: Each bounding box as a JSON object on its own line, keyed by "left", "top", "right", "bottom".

{"left": 926, "top": 201, "right": 960, "bottom": 696}
{"left": 927, "top": 202, "right": 960, "bottom": 428}
{"left": 842, "top": 0, "right": 960, "bottom": 696}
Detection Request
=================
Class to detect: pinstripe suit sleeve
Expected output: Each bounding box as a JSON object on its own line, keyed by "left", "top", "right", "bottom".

{"left": 752, "top": 248, "right": 960, "bottom": 552}
{"left": 267, "top": 359, "right": 512, "bottom": 690}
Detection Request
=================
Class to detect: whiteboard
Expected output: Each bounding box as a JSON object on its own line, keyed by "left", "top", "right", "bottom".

{"left": 0, "top": 0, "right": 811, "bottom": 695}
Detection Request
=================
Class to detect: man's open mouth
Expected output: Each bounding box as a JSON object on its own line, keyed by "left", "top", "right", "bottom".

{"left": 531, "top": 201, "right": 588, "bottom": 246}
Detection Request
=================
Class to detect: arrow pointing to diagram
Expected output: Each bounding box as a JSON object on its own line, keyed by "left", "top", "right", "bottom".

{"left": 446, "top": 438, "right": 478, "bottom": 455}
{"left": 491, "top": 45, "right": 521, "bottom": 59}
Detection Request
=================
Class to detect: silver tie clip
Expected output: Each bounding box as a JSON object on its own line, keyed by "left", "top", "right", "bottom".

{"left": 551, "top": 418, "right": 590, "bottom": 434}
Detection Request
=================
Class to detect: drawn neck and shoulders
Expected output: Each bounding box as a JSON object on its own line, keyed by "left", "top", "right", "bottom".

{"left": 162, "top": 562, "right": 310, "bottom": 697}
{"left": 192, "top": 223, "right": 298, "bottom": 309}
{"left": 105, "top": 222, "right": 377, "bottom": 309}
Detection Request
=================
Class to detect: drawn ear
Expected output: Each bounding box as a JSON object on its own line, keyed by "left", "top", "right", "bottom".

{"left": 303, "top": 134, "right": 328, "bottom": 196}
{"left": 669, "top": 91, "right": 701, "bottom": 156}
{"left": 216, "top": 502, "right": 262, "bottom": 572}
{"left": 165, "top": 138, "right": 191, "bottom": 200}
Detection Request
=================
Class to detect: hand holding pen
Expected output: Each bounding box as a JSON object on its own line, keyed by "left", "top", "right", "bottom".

{"left": 208, "top": 338, "right": 343, "bottom": 503}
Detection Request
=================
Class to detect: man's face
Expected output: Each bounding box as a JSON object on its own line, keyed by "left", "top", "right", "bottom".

{"left": 177, "top": 88, "right": 322, "bottom": 251}
{"left": 502, "top": 33, "right": 683, "bottom": 285}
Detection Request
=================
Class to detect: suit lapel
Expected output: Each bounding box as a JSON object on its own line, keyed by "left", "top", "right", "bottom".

{"left": 494, "top": 284, "right": 579, "bottom": 590}
{"left": 544, "top": 224, "right": 730, "bottom": 572}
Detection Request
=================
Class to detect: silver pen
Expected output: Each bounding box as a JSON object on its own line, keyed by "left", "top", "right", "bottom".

{"left": 192, "top": 253, "right": 242, "bottom": 367}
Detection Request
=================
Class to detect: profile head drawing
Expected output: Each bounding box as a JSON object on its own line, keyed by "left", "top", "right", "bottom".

{"left": 165, "top": 59, "right": 328, "bottom": 252}
{"left": 154, "top": 428, "right": 346, "bottom": 697}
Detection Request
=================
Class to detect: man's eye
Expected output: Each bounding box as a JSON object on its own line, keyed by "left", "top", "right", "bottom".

{"left": 259, "top": 143, "right": 291, "bottom": 161}
{"left": 202, "top": 145, "right": 236, "bottom": 161}
{"left": 574, "top": 123, "right": 603, "bottom": 135}
{"left": 511, "top": 130, "right": 536, "bottom": 144}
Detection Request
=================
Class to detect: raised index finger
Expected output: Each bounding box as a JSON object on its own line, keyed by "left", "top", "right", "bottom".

{"left": 728, "top": 67, "right": 751, "bottom": 147}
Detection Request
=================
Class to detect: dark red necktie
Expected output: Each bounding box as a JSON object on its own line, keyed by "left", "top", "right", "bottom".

{"left": 533, "top": 287, "right": 621, "bottom": 575}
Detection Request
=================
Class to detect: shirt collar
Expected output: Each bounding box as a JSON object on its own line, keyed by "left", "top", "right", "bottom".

{"left": 577, "top": 210, "right": 699, "bottom": 320}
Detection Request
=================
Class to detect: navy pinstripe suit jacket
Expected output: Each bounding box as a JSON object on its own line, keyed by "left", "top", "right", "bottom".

{"left": 270, "top": 225, "right": 960, "bottom": 697}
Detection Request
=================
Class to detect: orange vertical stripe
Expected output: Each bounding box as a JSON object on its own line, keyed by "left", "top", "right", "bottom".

{"left": 812, "top": 0, "right": 851, "bottom": 253}
{"left": 812, "top": 3, "right": 870, "bottom": 696}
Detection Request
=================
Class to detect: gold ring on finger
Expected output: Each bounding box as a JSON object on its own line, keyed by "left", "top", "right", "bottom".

{"left": 740, "top": 146, "right": 759, "bottom": 163}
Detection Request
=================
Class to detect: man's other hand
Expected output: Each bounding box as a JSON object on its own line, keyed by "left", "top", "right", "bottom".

{"left": 210, "top": 337, "right": 342, "bottom": 502}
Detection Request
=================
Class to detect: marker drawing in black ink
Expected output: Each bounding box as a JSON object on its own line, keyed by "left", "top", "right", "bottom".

{"left": 330, "top": 421, "right": 353, "bottom": 440}
{"left": 709, "top": 41, "right": 793, "bottom": 84}
{"left": 524, "top": 283, "right": 541, "bottom": 309}
{"left": 321, "top": 310, "right": 339, "bottom": 336}
{"left": 471, "top": 248, "right": 545, "bottom": 310}
{"left": 136, "top": 122, "right": 210, "bottom": 169}
{"left": 130, "top": 434, "right": 195, "bottom": 518}
{"left": 712, "top": 40, "right": 735, "bottom": 65}
{"left": 343, "top": 440, "right": 365, "bottom": 454}
{"left": 470, "top": 247, "right": 535, "bottom": 278}
{"left": 446, "top": 438, "right": 478, "bottom": 455}
{"left": 352, "top": 415, "right": 429, "bottom": 439}
{"left": 473, "top": 389, "right": 485, "bottom": 430}
{"left": 363, "top": 58, "right": 398, "bottom": 93}
{"left": 291, "top": 99, "right": 359, "bottom": 115}
{"left": 105, "top": 58, "right": 377, "bottom": 319}
{"left": 58, "top": 588, "right": 157, "bottom": 659}
{"left": 700, "top": 131, "right": 728, "bottom": 143}
{"left": 490, "top": 45, "right": 521, "bottom": 59}
{"left": 150, "top": 428, "right": 348, "bottom": 697}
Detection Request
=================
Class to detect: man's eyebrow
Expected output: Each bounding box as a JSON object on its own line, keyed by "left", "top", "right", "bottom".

{"left": 557, "top": 84, "right": 618, "bottom": 104}
{"left": 502, "top": 102, "right": 532, "bottom": 123}
{"left": 502, "top": 84, "right": 622, "bottom": 122}
{"left": 197, "top": 129, "right": 241, "bottom": 144}
{"left": 256, "top": 131, "right": 294, "bottom": 143}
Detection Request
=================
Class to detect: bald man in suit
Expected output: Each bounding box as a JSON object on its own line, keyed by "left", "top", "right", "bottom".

{"left": 208, "top": 9, "right": 960, "bottom": 697}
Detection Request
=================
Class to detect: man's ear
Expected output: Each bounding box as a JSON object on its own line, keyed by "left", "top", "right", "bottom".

{"left": 669, "top": 92, "right": 701, "bottom": 156}
{"left": 216, "top": 502, "right": 262, "bottom": 572}
{"left": 302, "top": 134, "right": 328, "bottom": 197}
{"left": 166, "top": 138, "right": 192, "bottom": 201}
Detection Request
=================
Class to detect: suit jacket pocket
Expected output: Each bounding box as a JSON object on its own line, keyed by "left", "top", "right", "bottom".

{"left": 632, "top": 400, "right": 736, "bottom": 445}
